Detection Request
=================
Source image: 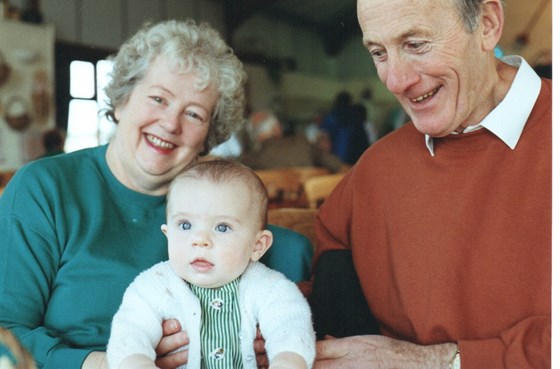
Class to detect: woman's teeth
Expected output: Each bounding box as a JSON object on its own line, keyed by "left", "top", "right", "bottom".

{"left": 146, "top": 134, "right": 175, "bottom": 149}
{"left": 412, "top": 87, "right": 440, "bottom": 102}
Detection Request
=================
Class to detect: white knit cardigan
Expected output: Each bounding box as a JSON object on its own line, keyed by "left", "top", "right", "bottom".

{"left": 107, "top": 261, "right": 316, "bottom": 369}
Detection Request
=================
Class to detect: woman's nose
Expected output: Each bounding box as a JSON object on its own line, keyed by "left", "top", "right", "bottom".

{"left": 160, "top": 109, "right": 182, "bottom": 134}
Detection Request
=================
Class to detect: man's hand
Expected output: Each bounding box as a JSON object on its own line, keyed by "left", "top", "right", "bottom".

{"left": 155, "top": 319, "right": 189, "bottom": 369}
{"left": 313, "top": 335, "right": 457, "bottom": 369}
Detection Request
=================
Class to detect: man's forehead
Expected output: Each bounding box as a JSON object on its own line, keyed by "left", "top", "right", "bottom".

{"left": 358, "top": 0, "right": 458, "bottom": 38}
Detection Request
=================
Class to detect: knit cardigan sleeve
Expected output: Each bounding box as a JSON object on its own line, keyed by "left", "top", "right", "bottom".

{"left": 107, "top": 262, "right": 198, "bottom": 369}
{"left": 240, "top": 262, "right": 316, "bottom": 369}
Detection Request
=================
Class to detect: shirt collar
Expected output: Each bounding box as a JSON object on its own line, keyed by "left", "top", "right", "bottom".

{"left": 425, "top": 56, "right": 542, "bottom": 156}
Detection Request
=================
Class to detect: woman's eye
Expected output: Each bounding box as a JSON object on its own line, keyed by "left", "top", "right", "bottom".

{"left": 216, "top": 224, "right": 230, "bottom": 233}
{"left": 186, "top": 111, "right": 206, "bottom": 125}
{"left": 150, "top": 96, "right": 165, "bottom": 105}
{"left": 179, "top": 222, "right": 191, "bottom": 230}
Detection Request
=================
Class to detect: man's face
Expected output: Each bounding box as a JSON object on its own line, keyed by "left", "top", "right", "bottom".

{"left": 358, "top": 0, "right": 493, "bottom": 137}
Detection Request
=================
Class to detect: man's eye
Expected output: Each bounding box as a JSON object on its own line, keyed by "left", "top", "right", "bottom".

{"left": 179, "top": 222, "right": 191, "bottom": 230}
{"left": 407, "top": 41, "right": 429, "bottom": 52}
{"left": 369, "top": 49, "right": 386, "bottom": 62}
{"left": 216, "top": 224, "right": 230, "bottom": 233}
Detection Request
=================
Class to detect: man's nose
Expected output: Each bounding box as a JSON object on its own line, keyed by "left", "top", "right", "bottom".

{"left": 381, "top": 55, "right": 419, "bottom": 95}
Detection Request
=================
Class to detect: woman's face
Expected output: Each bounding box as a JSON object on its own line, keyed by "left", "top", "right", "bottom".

{"left": 107, "top": 55, "right": 219, "bottom": 195}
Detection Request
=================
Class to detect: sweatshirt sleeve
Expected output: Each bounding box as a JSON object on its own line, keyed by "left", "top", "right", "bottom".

{"left": 312, "top": 169, "right": 354, "bottom": 267}
{"left": 0, "top": 170, "right": 91, "bottom": 369}
{"left": 459, "top": 315, "right": 550, "bottom": 369}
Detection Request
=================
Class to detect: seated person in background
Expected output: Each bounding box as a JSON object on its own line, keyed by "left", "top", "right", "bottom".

{"left": 39, "top": 128, "right": 66, "bottom": 158}
{"left": 320, "top": 91, "right": 370, "bottom": 165}
{"left": 238, "top": 110, "right": 348, "bottom": 173}
{"left": 107, "top": 160, "right": 315, "bottom": 369}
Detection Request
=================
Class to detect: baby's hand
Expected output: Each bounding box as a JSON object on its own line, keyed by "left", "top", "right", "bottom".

{"left": 268, "top": 352, "right": 307, "bottom": 369}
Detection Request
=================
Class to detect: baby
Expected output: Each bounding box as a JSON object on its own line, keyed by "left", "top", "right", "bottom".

{"left": 107, "top": 159, "right": 315, "bottom": 369}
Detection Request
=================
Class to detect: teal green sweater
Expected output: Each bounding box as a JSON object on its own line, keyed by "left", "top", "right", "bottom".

{"left": 0, "top": 145, "right": 312, "bottom": 369}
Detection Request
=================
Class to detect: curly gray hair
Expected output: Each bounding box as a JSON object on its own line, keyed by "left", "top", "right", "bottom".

{"left": 104, "top": 19, "right": 247, "bottom": 155}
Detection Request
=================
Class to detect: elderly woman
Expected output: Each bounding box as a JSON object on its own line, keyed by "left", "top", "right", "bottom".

{"left": 0, "top": 20, "right": 312, "bottom": 369}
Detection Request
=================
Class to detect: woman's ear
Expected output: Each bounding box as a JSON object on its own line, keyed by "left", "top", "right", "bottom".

{"left": 479, "top": 0, "right": 504, "bottom": 52}
{"left": 161, "top": 224, "right": 168, "bottom": 237}
{"left": 251, "top": 229, "right": 273, "bottom": 261}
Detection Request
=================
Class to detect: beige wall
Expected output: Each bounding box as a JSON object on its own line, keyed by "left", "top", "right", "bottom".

{"left": 500, "top": 0, "right": 552, "bottom": 64}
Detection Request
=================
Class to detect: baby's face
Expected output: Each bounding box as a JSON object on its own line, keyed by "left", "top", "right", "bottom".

{"left": 162, "top": 178, "right": 266, "bottom": 288}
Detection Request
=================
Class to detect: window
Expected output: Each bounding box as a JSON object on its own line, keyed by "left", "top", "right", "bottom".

{"left": 65, "top": 59, "right": 115, "bottom": 153}
{"left": 55, "top": 42, "right": 116, "bottom": 153}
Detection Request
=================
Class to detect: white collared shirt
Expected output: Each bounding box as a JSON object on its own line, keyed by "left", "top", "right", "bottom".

{"left": 425, "top": 56, "right": 542, "bottom": 156}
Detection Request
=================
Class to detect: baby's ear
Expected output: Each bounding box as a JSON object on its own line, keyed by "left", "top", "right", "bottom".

{"left": 251, "top": 229, "right": 273, "bottom": 261}
{"left": 161, "top": 224, "right": 168, "bottom": 237}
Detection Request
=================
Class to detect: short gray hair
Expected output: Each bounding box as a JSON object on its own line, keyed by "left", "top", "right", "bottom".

{"left": 455, "top": 0, "right": 505, "bottom": 33}
{"left": 104, "top": 19, "right": 247, "bottom": 155}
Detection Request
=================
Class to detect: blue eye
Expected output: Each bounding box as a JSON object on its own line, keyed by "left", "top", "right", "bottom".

{"left": 216, "top": 224, "right": 230, "bottom": 233}
{"left": 179, "top": 222, "right": 191, "bottom": 230}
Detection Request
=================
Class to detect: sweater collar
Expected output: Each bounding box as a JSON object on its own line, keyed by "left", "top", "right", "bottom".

{"left": 425, "top": 56, "right": 542, "bottom": 156}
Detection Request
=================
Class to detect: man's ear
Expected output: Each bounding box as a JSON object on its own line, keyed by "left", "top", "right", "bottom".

{"left": 161, "top": 224, "right": 168, "bottom": 237}
{"left": 479, "top": 0, "right": 504, "bottom": 52}
{"left": 250, "top": 229, "right": 273, "bottom": 261}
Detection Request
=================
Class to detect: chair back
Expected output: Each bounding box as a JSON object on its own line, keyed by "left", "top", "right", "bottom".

{"left": 268, "top": 207, "right": 319, "bottom": 249}
{"left": 255, "top": 168, "right": 304, "bottom": 208}
{"left": 303, "top": 173, "right": 345, "bottom": 208}
{"left": 290, "top": 166, "right": 330, "bottom": 183}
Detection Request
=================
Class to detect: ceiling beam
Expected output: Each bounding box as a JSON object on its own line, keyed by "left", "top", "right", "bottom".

{"left": 222, "top": 0, "right": 361, "bottom": 56}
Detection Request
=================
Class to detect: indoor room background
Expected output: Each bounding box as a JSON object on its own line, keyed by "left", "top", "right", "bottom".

{"left": 0, "top": 0, "right": 552, "bottom": 171}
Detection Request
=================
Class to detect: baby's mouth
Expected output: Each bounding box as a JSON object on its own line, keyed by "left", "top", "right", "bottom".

{"left": 191, "top": 258, "right": 214, "bottom": 269}
{"left": 411, "top": 86, "right": 441, "bottom": 103}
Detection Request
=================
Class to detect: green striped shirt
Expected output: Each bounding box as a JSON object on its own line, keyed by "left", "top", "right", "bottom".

{"left": 190, "top": 278, "right": 243, "bottom": 369}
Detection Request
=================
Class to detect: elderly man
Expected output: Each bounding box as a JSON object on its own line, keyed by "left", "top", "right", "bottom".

{"left": 310, "top": 0, "right": 551, "bottom": 368}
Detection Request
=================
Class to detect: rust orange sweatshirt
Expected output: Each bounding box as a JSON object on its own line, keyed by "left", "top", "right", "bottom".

{"left": 314, "top": 79, "right": 551, "bottom": 369}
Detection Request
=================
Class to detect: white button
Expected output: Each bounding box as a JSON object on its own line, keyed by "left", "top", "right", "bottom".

{"left": 211, "top": 348, "right": 225, "bottom": 360}
{"left": 210, "top": 298, "right": 224, "bottom": 310}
